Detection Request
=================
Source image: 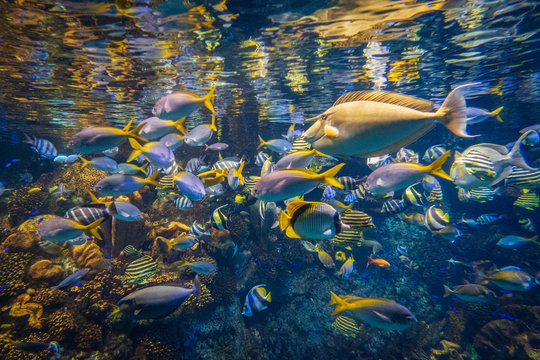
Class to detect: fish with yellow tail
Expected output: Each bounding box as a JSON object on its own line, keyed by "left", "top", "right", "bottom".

{"left": 68, "top": 120, "right": 147, "bottom": 154}
{"left": 257, "top": 135, "right": 292, "bottom": 154}
{"left": 252, "top": 163, "right": 345, "bottom": 202}
{"left": 279, "top": 200, "right": 349, "bottom": 239}
{"left": 38, "top": 217, "right": 104, "bottom": 242}
{"left": 139, "top": 116, "right": 188, "bottom": 140}
{"left": 303, "top": 84, "right": 478, "bottom": 157}
{"left": 227, "top": 160, "right": 245, "bottom": 190}
{"left": 127, "top": 139, "right": 174, "bottom": 169}
{"left": 274, "top": 149, "right": 329, "bottom": 170}
{"left": 443, "top": 283, "right": 497, "bottom": 302}
{"left": 153, "top": 86, "right": 215, "bottom": 124}
{"left": 365, "top": 151, "right": 452, "bottom": 196}
{"left": 329, "top": 292, "right": 417, "bottom": 330}
{"left": 94, "top": 172, "right": 159, "bottom": 197}
{"left": 338, "top": 256, "right": 355, "bottom": 278}
{"left": 198, "top": 168, "right": 229, "bottom": 187}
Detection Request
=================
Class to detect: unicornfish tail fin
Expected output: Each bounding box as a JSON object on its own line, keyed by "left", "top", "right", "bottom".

{"left": 436, "top": 83, "right": 480, "bottom": 138}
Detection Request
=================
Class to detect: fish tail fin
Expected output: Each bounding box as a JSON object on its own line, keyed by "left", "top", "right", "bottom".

{"left": 531, "top": 235, "right": 539, "bottom": 245}
{"left": 489, "top": 106, "right": 504, "bottom": 122}
{"left": 424, "top": 151, "right": 452, "bottom": 181}
{"left": 204, "top": 144, "right": 209, "bottom": 151}
{"left": 86, "top": 190, "right": 103, "bottom": 204}
{"left": 318, "top": 163, "right": 345, "bottom": 188}
{"left": 202, "top": 86, "right": 216, "bottom": 131}
{"left": 22, "top": 133, "right": 34, "bottom": 145}
{"left": 333, "top": 200, "right": 353, "bottom": 211}
{"left": 173, "top": 117, "right": 188, "bottom": 135}
{"left": 140, "top": 163, "right": 149, "bottom": 176}
{"left": 366, "top": 256, "right": 373, "bottom": 269}
{"left": 143, "top": 172, "right": 159, "bottom": 186}
{"left": 127, "top": 122, "right": 149, "bottom": 143}
{"left": 122, "top": 120, "right": 133, "bottom": 132}
{"left": 79, "top": 156, "right": 90, "bottom": 170}
{"left": 127, "top": 138, "right": 144, "bottom": 163}
{"left": 80, "top": 218, "right": 104, "bottom": 241}
{"left": 436, "top": 83, "right": 479, "bottom": 138}
{"left": 443, "top": 285, "right": 453, "bottom": 297}
{"left": 329, "top": 291, "right": 348, "bottom": 315}
{"left": 279, "top": 210, "right": 291, "bottom": 232}
{"left": 257, "top": 135, "right": 266, "bottom": 150}
{"left": 508, "top": 130, "right": 535, "bottom": 170}
{"left": 193, "top": 275, "right": 201, "bottom": 297}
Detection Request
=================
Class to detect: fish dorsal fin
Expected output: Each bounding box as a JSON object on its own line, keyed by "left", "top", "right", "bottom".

{"left": 471, "top": 143, "right": 509, "bottom": 155}
{"left": 286, "top": 200, "right": 314, "bottom": 216}
{"left": 332, "top": 91, "right": 434, "bottom": 112}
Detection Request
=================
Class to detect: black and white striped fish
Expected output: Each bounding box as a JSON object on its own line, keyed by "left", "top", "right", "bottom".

{"left": 336, "top": 177, "right": 358, "bottom": 192}
{"left": 174, "top": 196, "right": 193, "bottom": 210}
{"left": 242, "top": 284, "right": 271, "bottom": 316}
{"left": 382, "top": 199, "right": 408, "bottom": 214}
{"left": 424, "top": 205, "right": 450, "bottom": 231}
{"left": 65, "top": 205, "right": 107, "bottom": 225}
{"left": 505, "top": 167, "right": 540, "bottom": 189}
{"left": 255, "top": 151, "right": 270, "bottom": 167}
{"left": 457, "top": 187, "right": 498, "bottom": 203}
{"left": 288, "top": 137, "right": 311, "bottom": 154}
{"left": 190, "top": 221, "right": 210, "bottom": 237}
{"left": 212, "top": 157, "right": 241, "bottom": 171}
{"left": 331, "top": 228, "right": 364, "bottom": 247}
{"left": 423, "top": 145, "right": 447, "bottom": 163}
{"left": 396, "top": 147, "right": 419, "bottom": 163}
{"left": 366, "top": 154, "right": 392, "bottom": 170}
{"left": 332, "top": 315, "right": 361, "bottom": 338}
{"left": 186, "top": 157, "right": 205, "bottom": 174}
{"left": 341, "top": 209, "right": 374, "bottom": 229}
{"left": 461, "top": 213, "right": 504, "bottom": 227}
{"left": 458, "top": 149, "right": 496, "bottom": 177}
{"left": 122, "top": 255, "right": 157, "bottom": 285}
{"left": 23, "top": 134, "right": 58, "bottom": 159}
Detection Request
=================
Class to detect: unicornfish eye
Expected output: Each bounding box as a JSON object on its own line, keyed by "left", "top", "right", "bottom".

{"left": 321, "top": 114, "right": 327, "bottom": 120}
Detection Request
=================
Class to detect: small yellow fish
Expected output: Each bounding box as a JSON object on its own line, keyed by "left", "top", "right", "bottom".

{"left": 315, "top": 244, "right": 335, "bottom": 268}
{"left": 198, "top": 168, "right": 228, "bottom": 186}
{"left": 28, "top": 187, "right": 42, "bottom": 194}
{"left": 335, "top": 251, "right": 346, "bottom": 261}
{"left": 235, "top": 194, "right": 246, "bottom": 204}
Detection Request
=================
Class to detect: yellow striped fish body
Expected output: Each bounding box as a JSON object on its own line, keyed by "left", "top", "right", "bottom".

{"left": 426, "top": 184, "right": 443, "bottom": 203}
{"left": 332, "top": 315, "right": 361, "bottom": 337}
{"left": 505, "top": 167, "right": 540, "bottom": 189}
{"left": 424, "top": 205, "right": 450, "bottom": 231}
{"left": 123, "top": 255, "right": 157, "bottom": 285}
{"left": 242, "top": 176, "right": 261, "bottom": 194}
{"left": 157, "top": 174, "right": 175, "bottom": 189}
{"left": 288, "top": 137, "right": 311, "bottom": 154}
{"left": 331, "top": 228, "right": 364, "bottom": 247}
{"left": 341, "top": 210, "right": 374, "bottom": 230}
{"left": 513, "top": 190, "right": 539, "bottom": 211}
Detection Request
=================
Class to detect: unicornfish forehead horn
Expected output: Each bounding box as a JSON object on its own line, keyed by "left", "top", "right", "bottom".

{"left": 305, "top": 114, "right": 323, "bottom": 123}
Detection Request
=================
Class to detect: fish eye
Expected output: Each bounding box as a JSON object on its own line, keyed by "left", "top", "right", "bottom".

{"left": 321, "top": 114, "right": 327, "bottom": 120}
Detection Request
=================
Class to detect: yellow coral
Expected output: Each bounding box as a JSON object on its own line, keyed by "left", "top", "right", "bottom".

{"left": 62, "top": 162, "right": 107, "bottom": 196}
{"left": 71, "top": 240, "right": 109, "bottom": 270}
{"left": 2, "top": 293, "right": 43, "bottom": 329}
{"left": 27, "top": 259, "right": 63, "bottom": 281}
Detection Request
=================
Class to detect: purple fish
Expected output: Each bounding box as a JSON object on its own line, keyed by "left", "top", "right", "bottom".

{"left": 205, "top": 143, "right": 229, "bottom": 151}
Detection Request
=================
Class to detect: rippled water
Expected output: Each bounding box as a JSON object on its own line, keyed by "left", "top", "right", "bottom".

{"left": 0, "top": 0, "right": 538, "bottom": 145}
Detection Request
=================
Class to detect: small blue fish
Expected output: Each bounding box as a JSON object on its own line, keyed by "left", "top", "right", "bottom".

{"left": 54, "top": 268, "right": 90, "bottom": 289}
{"left": 322, "top": 185, "right": 337, "bottom": 199}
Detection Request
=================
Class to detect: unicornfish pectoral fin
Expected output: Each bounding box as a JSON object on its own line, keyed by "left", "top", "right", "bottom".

{"left": 324, "top": 124, "right": 340, "bottom": 138}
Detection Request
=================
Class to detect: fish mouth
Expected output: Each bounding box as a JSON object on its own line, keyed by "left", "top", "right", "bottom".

{"left": 302, "top": 119, "right": 325, "bottom": 143}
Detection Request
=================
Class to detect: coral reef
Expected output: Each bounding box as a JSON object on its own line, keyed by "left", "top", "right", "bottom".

{"left": 227, "top": 213, "right": 250, "bottom": 241}
{"left": 6, "top": 185, "right": 48, "bottom": 225}
{"left": 46, "top": 309, "right": 79, "bottom": 343}
{"left": 103, "top": 333, "right": 134, "bottom": 360}
{"left": 2, "top": 293, "right": 44, "bottom": 329}
{"left": 71, "top": 240, "right": 110, "bottom": 271}
{"left": 33, "top": 287, "right": 68, "bottom": 308}
{"left": 61, "top": 162, "right": 107, "bottom": 197}
{"left": 27, "top": 259, "right": 63, "bottom": 282}
{"left": 0, "top": 252, "right": 32, "bottom": 297}
{"left": 430, "top": 340, "right": 469, "bottom": 360}
{"left": 76, "top": 322, "right": 103, "bottom": 350}
{"left": 136, "top": 336, "right": 177, "bottom": 360}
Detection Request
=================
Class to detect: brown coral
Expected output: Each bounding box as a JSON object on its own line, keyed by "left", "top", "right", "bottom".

{"left": 76, "top": 322, "right": 103, "bottom": 350}
{"left": 27, "top": 259, "right": 63, "bottom": 282}
{"left": 430, "top": 340, "right": 469, "bottom": 360}
{"left": 2, "top": 215, "right": 57, "bottom": 252}
{"left": 62, "top": 162, "right": 108, "bottom": 196}
{"left": 33, "top": 287, "right": 68, "bottom": 308}
{"left": 137, "top": 336, "right": 176, "bottom": 360}
{"left": 7, "top": 185, "right": 48, "bottom": 225}
{"left": 2, "top": 293, "right": 44, "bottom": 329}
{"left": 71, "top": 240, "right": 110, "bottom": 271}
{"left": 46, "top": 309, "right": 79, "bottom": 342}
{"left": 0, "top": 252, "right": 32, "bottom": 297}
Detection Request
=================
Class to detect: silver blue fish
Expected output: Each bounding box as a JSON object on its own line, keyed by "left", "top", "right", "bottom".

{"left": 173, "top": 172, "right": 206, "bottom": 201}
{"left": 23, "top": 134, "right": 57, "bottom": 159}
{"left": 107, "top": 202, "right": 142, "bottom": 222}
{"left": 160, "top": 133, "right": 185, "bottom": 149}
{"left": 54, "top": 268, "right": 90, "bottom": 289}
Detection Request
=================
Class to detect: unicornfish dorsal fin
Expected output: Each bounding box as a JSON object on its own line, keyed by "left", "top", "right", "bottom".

{"left": 332, "top": 91, "right": 434, "bottom": 112}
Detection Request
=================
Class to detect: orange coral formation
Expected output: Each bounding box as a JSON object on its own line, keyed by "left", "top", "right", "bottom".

{"left": 2, "top": 215, "right": 56, "bottom": 251}
{"left": 2, "top": 293, "right": 43, "bottom": 329}
{"left": 71, "top": 240, "right": 109, "bottom": 270}
{"left": 62, "top": 162, "right": 107, "bottom": 196}
{"left": 27, "top": 259, "right": 63, "bottom": 282}
{"left": 0, "top": 252, "right": 31, "bottom": 297}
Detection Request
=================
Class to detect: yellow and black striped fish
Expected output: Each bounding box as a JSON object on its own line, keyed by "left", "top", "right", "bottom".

{"left": 426, "top": 184, "right": 443, "bottom": 202}
{"left": 332, "top": 315, "right": 361, "bottom": 337}
{"left": 340, "top": 209, "right": 374, "bottom": 230}
{"left": 505, "top": 167, "right": 540, "bottom": 189}
{"left": 513, "top": 190, "right": 539, "bottom": 211}
{"left": 242, "top": 176, "right": 261, "bottom": 194}
{"left": 457, "top": 149, "right": 497, "bottom": 180}
{"left": 121, "top": 245, "right": 143, "bottom": 261}
{"left": 518, "top": 218, "right": 536, "bottom": 233}
{"left": 402, "top": 183, "right": 427, "bottom": 207}
{"left": 157, "top": 174, "right": 175, "bottom": 189}
{"left": 123, "top": 255, "right": 157, "bottom": 285}
{"left": 288, "top": 137, "right": 311, "bottom": 154}
{"left": 331, "top": 228, "right": 364, "bottom": 247}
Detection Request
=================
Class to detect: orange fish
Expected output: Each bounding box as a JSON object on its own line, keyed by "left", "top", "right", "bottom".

{"left": 367, "top": 256, "right": 390, "bottom": 268}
